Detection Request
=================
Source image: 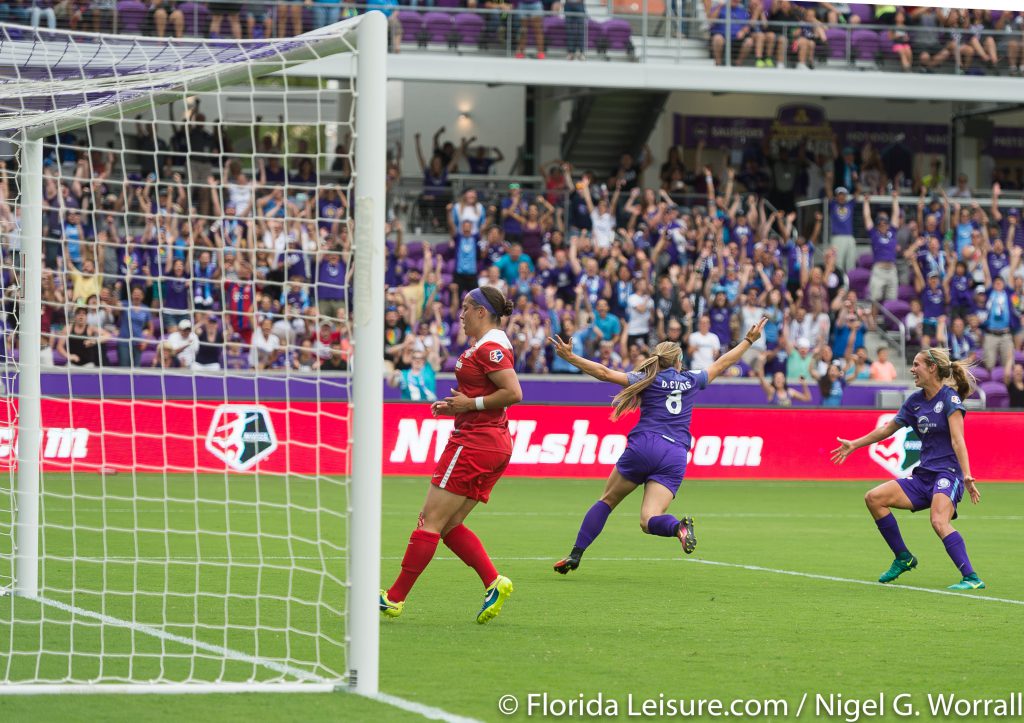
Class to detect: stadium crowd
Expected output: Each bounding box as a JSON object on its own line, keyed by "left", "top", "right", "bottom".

{"left": 4, "top": 0, "right": 1024, "bottom": 75}
{"left": 1, "top": 116, "right": 1022, "bottom": 407}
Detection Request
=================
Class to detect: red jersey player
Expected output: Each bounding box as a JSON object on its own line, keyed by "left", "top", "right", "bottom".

{"left": 380, "top": 286, "right": 523, "bottom": 624}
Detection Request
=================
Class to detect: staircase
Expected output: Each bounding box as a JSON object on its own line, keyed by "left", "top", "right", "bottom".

{"left": 560, "top": 89, "right": 670, "bottom": 175}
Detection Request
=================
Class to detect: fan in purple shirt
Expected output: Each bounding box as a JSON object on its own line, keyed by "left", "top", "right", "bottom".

{"left": 547, "top": 317, "right": 767, "bottom": 575}
{"left": 990, "top": 182, "right": 1024, "bottom": 249}
{"left": 832, "top": 348, "right": 983, "bottom": 591}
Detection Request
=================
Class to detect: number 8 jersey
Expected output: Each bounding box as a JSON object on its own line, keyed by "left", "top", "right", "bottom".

{"left": 624, "top": 368, "right": 709, "bottom": 450}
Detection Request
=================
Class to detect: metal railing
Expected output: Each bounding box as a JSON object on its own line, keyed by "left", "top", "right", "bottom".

{"left": 6, "top": 4, "right": 1023, "bottom": 75}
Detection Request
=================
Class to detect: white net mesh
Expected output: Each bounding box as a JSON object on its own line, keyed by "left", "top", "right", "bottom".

{"left": 0, "top": 20, "right": 364, "bottom": 687}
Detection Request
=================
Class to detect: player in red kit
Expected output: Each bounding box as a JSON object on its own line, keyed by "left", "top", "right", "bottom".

{"left": 380, "top": 286, "right": 523, "bottom": 624}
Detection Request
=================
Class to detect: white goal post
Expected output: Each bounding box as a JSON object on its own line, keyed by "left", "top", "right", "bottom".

{"left": 0, "top": 12, "right": 385, "bottom": 695}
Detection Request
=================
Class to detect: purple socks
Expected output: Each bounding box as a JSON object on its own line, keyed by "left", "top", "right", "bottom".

{"left": 942, "top": 531, "right": 975, "bottom": 577}
{"left": 645, "top": 514, "right": 680, "bottom": 538}
{"left": 573, "top": 501, "right": 612, "bottom": 550}
{"left": 874, "top": 513, "right": 909, "bottom": 556}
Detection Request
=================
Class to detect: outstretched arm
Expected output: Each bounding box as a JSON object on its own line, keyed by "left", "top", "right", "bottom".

{"left": 707, "top": 317, "right": 767, "bottom": 384}
{"left": 831, "top": 420, "right": 902, "bottom": 464}
{"left": 548, "top": 334, "right": 629, "bottom": 386}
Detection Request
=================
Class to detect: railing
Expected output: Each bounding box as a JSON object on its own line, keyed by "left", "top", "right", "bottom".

{"left": 7, "top": 4, "right": 1024, "bottom": 76}
{"left": 874, "top": 300, "right": 908, "bottom": 368}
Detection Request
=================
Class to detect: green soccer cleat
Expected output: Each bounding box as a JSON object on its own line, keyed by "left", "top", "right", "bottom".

{"left": 379, "top": 590, "right": 404, "bottom": 618}
{"left": 676, "top": 516, "right": 697, "bottom": 555}
{"left": 476, "top": 575, "right": 513, "bottom": 624}
{"left": 878, "top": 553, "right": 917, "bottom": 583}
{"left": 948, "top": 574, "right": 986, "bottom": 590}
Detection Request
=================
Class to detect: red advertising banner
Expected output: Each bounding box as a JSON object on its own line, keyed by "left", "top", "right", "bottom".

{"left": 0, "top": 401, "right": 1020, "bottom": 481}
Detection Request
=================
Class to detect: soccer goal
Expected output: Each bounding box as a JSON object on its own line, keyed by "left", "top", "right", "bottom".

{"left": 0, "top": 13, "right": 385, "bottom": 695}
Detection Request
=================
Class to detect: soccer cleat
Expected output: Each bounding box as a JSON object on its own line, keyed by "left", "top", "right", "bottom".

{"left": 765, "top": 57, "right": 775, "bottom": 67}
{"left": 878, "top": 553, "right": 917, "bottom": 583}
{"left": 379, "top": 590, "right": 404, "bottom": 618}
{"left": 755, "top": 58, "right": 765, "bottom": 68}
{"left": 676, "top": 516, "right": 697, "bottom": 555}
{"left": 553, "top": 551, "right": 582, "bottom": 575}
{"left": 948, "top": 574, "right": 986, "bottom": 590}
{"left": 476, "top": 575, "right": 513, "bottom": 624}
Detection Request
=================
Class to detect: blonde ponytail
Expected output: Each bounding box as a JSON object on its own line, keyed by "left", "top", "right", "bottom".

{"left": 611, "top": 342, "right": 682, "bottom": 420}
{"left": 924, "top": 348, "right": 976, "bottom": 399}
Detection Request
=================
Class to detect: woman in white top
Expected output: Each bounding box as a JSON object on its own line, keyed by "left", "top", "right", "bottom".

{"left": 449, "top": 188, "right": 485, "bottom": 235}
{"left": 223, "top": 160, "right": 254, "bottom": 218}
{"left": 580, "top": 175, "right": 622, "bottom": 251}
{"left": 625, "top": 277, "right": 652, "bottom": 348}
{"left": 687, "top": 315, "right": 721, "bottom": 371}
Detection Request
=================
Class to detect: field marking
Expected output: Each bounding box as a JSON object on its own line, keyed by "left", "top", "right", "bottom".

{"left": 30, "top": 594, "right": 330, "bottom": 683}
{"left": 370, "top": 692, "right": 484, "bottom": 723}
{"left": 20, "top": 595, "right": 481, "bottom": 722}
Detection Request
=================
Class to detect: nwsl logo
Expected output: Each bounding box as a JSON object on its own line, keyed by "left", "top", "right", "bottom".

{"left": 205, "top": 405, "right": 279, "bottom": 471}
{"left": 868, "top": 413, "right": 921, "bottom": 478}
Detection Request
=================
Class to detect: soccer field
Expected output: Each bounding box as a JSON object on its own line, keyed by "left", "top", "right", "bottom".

{"left": 2, "top": 474, "right": 1023, "bottom": 722}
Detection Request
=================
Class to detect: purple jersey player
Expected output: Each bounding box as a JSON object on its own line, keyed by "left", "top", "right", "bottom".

{"left": 547, "top": 317, "right": 768, "bottom": 575}
{"left": 831, "top": 348, "right": 984, "bottom": 591}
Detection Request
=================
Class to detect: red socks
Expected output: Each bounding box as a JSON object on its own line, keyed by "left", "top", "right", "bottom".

{"left": 387, "top": 528, "right": 440, "bottom": 602}
{"left": 444, "top": 524, "right": 498, "bottom": 588}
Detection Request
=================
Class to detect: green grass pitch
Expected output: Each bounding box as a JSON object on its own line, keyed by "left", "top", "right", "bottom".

{"left": 2, "top": 474, "right": 1022, "bottom": 722}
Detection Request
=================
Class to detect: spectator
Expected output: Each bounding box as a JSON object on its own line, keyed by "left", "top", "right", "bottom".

{"left": 786, "top": 336, "right": 813, "bottom": 380}
{"left": 946, "top": 317, "right": 977, "bottom": 364}
{"left": 869, "top": 346, "right": 899, "bottom": 381}
{"left": 193, "top": 313, "right": 224, "bottom": 370}
{"left": 818, "top": 360, "right": 846, "bottom": 407}
{"left": 250, "top": 316, "right": 282, "bottom": 369}
{"left": 515, "top": 0, "right": 546, "bottom": 60}
{"left": 863, "top": 189, "right": 901, "bottom": 303}
{"left": 415, "top": 131, "right": 458, "bottom": 231}
{"left": 710, "top": 0, "right": 755, "bottom": 67}
{"left": 845, "top": 346, "right": 872, "bottom": 381}
{"left": 980, "top": 274, "right": 1015, "bottom": 370}
{"left": 58, "top": 306, "right": 109, "bottom": 367}
{"left": 390, "top": 350, "right": 438, "bottom": 401}
{"left": 156, "top": 317, "right": 199, "bottom": 368}
{"left": 464, "top": 138, "right": 504, "bottom": 175}
{"left": 564, "top": 0, "right": 586, "bottom": 60}
{"left": 687, "top": 315, "right": 720, "bottom": 371}
{"left": 1008, "top": 363, "right": 1024, "bottom": 408}
{"left": 756, "top": 369, "right": 811, "bottom": 406}
{"left": 118, "top": 286, "right": 152, "bottom": 368}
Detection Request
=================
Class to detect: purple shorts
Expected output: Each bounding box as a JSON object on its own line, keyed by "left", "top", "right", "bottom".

{"left": 897, "top": 468, "right": 964, "bottom": 519}
{"left": 615, "top": 432, "right": 687, "bottom": 497}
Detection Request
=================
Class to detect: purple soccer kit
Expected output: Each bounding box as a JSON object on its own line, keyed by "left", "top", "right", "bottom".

{"left": 570, "top": 368, "right": 708, "bottom": 551}
{"left": 874, "top": 385, "right": 976, "bottom": 578}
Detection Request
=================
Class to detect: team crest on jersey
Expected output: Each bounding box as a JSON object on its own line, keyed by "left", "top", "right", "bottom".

{"left": 937, "top": 478, "right": 951, "bottom": 490}
{"left": 933, "top": 401, "right": 944, "bottom": 414}
{"left": 868, "top": 413, "right": 921, "bottom": 478}
{"left": 951, "top": 395, "right": 961, "bottom": 405}
{"left": 206, "top": 405, "right": 279, "bottom": 471}
{"left": 489, "top": 349, "right": 504, "bottom": 363}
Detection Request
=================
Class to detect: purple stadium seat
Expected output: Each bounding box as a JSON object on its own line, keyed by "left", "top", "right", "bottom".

{"left": 602, "top": 18, "right": 632, "bottom": 53}
{"left": 980, "top": 381, "right": 1009, "bottom": 408}
{"left": 442, "top": 356, "right": 459, "bottom": 372}
{"left": 857, "top": 252, "right": 874, "bottom": 269}
{"left": 881, "top": 298, "right": 909, "bottom": 318}
{"left": 846, "top": 267, "right": 870, "bottom": 296}
{"left": 140, "top": 349, "right": 158, "bottom": 368}
{"left": 586, "top": 19, "right": 604, "bottom": 50}
{"left": 452, "top": 13, "right": 484, "bottom": 47}
{"left": 825, "top": 27, "right": 850, "bottom": 60}
{"left": 847, "top": 3, "right": 873, "bottom": 23}
{"left": 542, "top": 15, "right": 566, "bottom": 49}
{"left": 397, "top": 11, "right": 424, "bottom": 45}
{"left": 116, "top": 0, "right": 148, "bottom": 33}
{"left": 851, "top": 29, "right": 879, "bottom": 61}
{"left": 422, "top": 12, "right": 454, "bottom": 44}
{"left": 972, "top": 366, "right": 991, "bottom": 384}
{"left": 897, "top": 284, "right": 916, "bottom": 303}
{"left": 177, "top": 2, "right": 210, "bottom": 37}
{"left": 405, "top": 241, "right": 424, "bottom": 260}
{"left": 991, "top": 366, "right": 1007, "bottom": 384}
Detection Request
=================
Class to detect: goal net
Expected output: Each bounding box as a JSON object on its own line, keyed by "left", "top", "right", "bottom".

{"left": 0, "top": 14, "right": 386, "bottom": 694}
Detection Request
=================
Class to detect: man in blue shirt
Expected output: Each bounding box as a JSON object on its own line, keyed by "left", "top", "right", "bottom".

{"left": 709, "top": 0, "right": 754, "bottom": 66}
{"left": 495, "top": 242, "right": 534, "bottom": 287}
{"left": 982, "top": 275, "right": 1016, "bottom": 370}
{"left": 449, "top": 219, "right": 481, "bottom": 297}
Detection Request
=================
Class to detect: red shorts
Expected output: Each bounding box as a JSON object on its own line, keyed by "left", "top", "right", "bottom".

{"left": 431, "top": 441, "right": 511, "bottom": 503}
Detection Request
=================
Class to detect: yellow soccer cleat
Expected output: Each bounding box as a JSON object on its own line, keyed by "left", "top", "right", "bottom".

{"left": 476, "top": 575, "right": 513, "bottom": 624}
{"left": 379, "top": 590, "right": 404, "bottom": 619}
